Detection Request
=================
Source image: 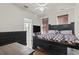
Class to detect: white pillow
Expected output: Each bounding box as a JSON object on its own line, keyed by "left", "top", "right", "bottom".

{"left": 48, "top": 30, "right": 59, "bottom": 34}
{"left": 60, "top": 30, "right": 72, "bottom": 34}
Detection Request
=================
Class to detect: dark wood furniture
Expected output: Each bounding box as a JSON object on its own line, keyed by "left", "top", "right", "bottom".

{"left": 49, "top": 22, "right": 74, "bottom": 35}
{"left": 33, "top": 36, "right": 67, "bottom": 55}
{"left": 33, "top": 22, "right": 78, "bottom": 55}
{"left": 0, "top": 31, "right": 26, "bottom": 46}
{"left": 33, "top": 25, "right": 40, "bottom": 33}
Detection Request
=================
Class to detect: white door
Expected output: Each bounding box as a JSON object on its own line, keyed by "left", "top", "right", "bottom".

{"left": 24, "top": 18, "right": 32, "bottom": 48}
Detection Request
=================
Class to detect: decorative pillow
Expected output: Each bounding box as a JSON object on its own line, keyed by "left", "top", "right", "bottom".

{"left": 36, "top": 32, "right": 41, "bottom": 35}
{"left": 60, "top": 30, "right": 72, "bottom": 34}
{"left": 37, "top": 33, "right": 56, "bottom": 41}
{"left": 33, "top": 33, "right": 35, "bottom": 36}
{"left": 37, "top": 35, "right": 43, "bottom": 39}
{"left": 64, "top": 34, "right": 78, "bottom": 43}
{"left": 48, "top": 30, "right": 59, "bottom": 34}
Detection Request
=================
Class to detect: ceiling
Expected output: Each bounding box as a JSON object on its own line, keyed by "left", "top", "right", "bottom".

{"left": 14, "top": 3, "right": 76, "bottom": 18}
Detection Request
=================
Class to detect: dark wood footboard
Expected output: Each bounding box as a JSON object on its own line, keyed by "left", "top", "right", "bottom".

{"left": 33, "top": 36, "right": 67, "bottom": 55}
{"left": 33, "top": 36, "right": 79, "bottom": 55}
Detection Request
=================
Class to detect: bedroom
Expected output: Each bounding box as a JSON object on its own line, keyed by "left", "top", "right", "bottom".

{"left": 32, "top": 3, "right": 79, "bottom": 55}
{"left": 0, "top": 3, "right": 79, "bottom": 55}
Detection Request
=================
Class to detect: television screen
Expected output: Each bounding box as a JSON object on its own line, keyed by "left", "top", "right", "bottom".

{"left": 33, "top": 26, "right": 40, "bottom": 33}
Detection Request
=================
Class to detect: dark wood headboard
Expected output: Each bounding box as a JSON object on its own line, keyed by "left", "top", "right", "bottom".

{"left": 49, "top": 22, "right": 74, "bottom": 34}
{"left": 0, "top": 31, "right": 26, "bottom": 46}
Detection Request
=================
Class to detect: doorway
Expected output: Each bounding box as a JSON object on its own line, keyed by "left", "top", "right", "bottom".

{"left": 24, "top": 18, "right": 32, "bottom": 48}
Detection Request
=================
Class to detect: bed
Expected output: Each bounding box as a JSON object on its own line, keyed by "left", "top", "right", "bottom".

{"left": 33, "top": 22, "right": 79, "bottom": 55}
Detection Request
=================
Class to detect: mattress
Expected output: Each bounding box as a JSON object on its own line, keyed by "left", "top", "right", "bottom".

{"left": 0, "top": 42, "right": 34, "bottom": 55}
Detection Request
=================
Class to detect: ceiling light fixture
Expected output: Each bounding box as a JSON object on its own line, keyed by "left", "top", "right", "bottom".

{"left": 36, "top": 3, "right": 48, "bottom": 7}
{"left": 35, "top": 3, "right": 48, "bottom": 12}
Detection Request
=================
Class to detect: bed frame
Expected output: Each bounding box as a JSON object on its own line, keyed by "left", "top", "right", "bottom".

{"left": 49, "top": 22, "right": 74, "bottom": 34}
{"left": 0, "top": 31, "right": 26, "bottom": 46}
{"left": 33, "top": 22, "right": 77, "bottom": 55}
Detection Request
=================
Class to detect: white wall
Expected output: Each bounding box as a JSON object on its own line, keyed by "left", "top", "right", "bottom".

{"left": 0, "top": 3, "right": 41, "bottom": 49}
{"left": 0, "top": 4, "right": 40, "bottom": 32}
{"left": 70, "top": 4, "right": 79, "bottom": 55}
{"left": 74, "top": 4, "right": 79, "bottom": 39}
{"left": 42, "top": 11, "right": 57, "bottom": 25}
{"left": 45, "top": 8, "right": 75, "bottom": 25}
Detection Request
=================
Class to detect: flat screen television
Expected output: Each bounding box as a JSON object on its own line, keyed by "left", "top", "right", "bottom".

{"left": 33, "top": 25, "right": 40, "bottom": 33}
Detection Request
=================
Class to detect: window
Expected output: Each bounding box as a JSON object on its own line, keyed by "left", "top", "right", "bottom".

{"left": 42, "top": 18, "right": 48, "bottom": 34}
{"left": 58, "top": 14, "right": 68, "bottom": 24}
